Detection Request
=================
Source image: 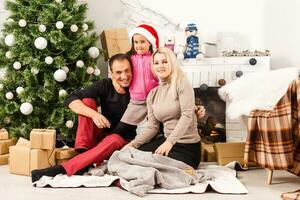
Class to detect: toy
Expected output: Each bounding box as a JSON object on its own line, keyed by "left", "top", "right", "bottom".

{"left": 177, "top": 23, "right": 203, "bottom": 60}
{"left": 164, "top": 36, "right": 175, "bottom": 52}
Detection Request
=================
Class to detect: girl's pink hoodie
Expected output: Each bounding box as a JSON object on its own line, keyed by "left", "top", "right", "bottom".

{"left": 129, "top": 52, "right": 159, "bottom": 101}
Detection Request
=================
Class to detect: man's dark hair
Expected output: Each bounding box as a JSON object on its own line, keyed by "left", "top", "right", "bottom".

{"left": 108, "top": 53, "right": 132, "bottom": 72}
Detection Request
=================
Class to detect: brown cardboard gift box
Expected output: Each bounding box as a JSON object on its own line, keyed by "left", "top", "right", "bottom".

{"left": 30, "top": 129, "right": 56, "bottom": 150}
{"left": 0, "top": 138, "right": 17, "bottom": 155}
{"left": 9, "top": 138, "right": 56, "bottom": 176}
{"left": 100, "top": 27, "right": 131, "bottom": 60}
{"left": 0, "top": 129, "right": 9, "bottom": 140}
{"left": 200, "top": 141, "right": 217, "bottom": 162}
{"left": 55, "top": 147, "right": 78, "bottom": 160}
{"left": 0, "top": 154, "right": 9, "bottom": 165}
{"left": 214, "top": 142, "right": 246, "bottom": 165}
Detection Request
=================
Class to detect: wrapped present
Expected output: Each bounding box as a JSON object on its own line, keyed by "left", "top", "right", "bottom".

{"left": 100, "top": 27, "right": 131, "bottom": 60}
{"left": 0, "top": 129, "right": 9, "bottom": 140}
{"left": 0, "top": 154, "right": 9, "bottom": 165}
{"left": 56, "top": 159, "right": 69, "bottom": 165}
{"left": 30, "top": 129, "right": 56, "bottom": 150}
{"left": 9, "top": 137, "right": 55, "bottom": 176}
{"left": 55, "top": 147, "right": 78, "bottom": 160}
{"left": 200, "top": 141, "right": 216, "bottom": 162}
{"left": 214, "top": 142, "right": 245, "bottom": 166}
{"left": 0, "top": 138, "right": 17, "bottom": 155}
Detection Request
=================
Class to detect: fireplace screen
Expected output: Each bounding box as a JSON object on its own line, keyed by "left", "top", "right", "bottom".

{"left": 195, "top": 87, "right": 226, "bottom": 143}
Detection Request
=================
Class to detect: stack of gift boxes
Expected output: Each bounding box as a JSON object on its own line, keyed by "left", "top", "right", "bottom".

{"left": 0, "top": 129, "right": 17, "bottom": 165}
{"left": 9, "top": 129, "right": 56, "bottom": 176}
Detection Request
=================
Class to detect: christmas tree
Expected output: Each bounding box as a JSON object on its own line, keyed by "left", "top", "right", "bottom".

{"left": 0, "top": 0, "right": 102, "bottom": 143}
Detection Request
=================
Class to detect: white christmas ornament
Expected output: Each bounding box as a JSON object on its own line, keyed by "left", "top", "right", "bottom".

{"left": 56, "top": 21, "right": 64, "bottom": 29}
{"left": 31, "top": 67, "right": 39, "bottom": 75}
{"left": 20, "top": 102, "right": 33, "bottom": 115}
{"left": 82, "top": 32, "right": 88, "bottom": 37}
{"left": 76, "top": 60, "right": 84, "bottom": 68}
{"left": 45, "top": 56, "right": 53, "bottom": 64}
{"left": 86, "top": 67, "right": 94, "bottom": 75}
{"left": 94, "top": 68, "right": 101, "bottom": 76}
{"left": 70, "top": 24, "right": 78, "bottom": 32}
{"left": 55, "top": 0, "right": 62, "bottom": 3}
{"left": 5, "top": 34, "right": 15, "bottom": 47}
{"left": 5, "top": 51, "right": 12, "bottom": 59}
{"left": 0, "top": 83, "right": 3, "bottom": 91}
{"left": 13, "top": 62, "right": 21, "bottom": 70}
{"left": 82, "top": 23, "right": 88, "bottom": 31}
{"left": 62, "top": 66, "right": 69, "bottom": 73}
{"left": 34, "top": 37, "right": 48, "bottom": 50}
{"left": 59, "top": 89, "right": 67, "bottom": 97}
{"left": 65, "top": 120, "right": 74, "bottom": 128}
{"left": 88, "top": 47, "right": 99, "bottom": 58}
{"left": 18, "top": 19, "right": 27, "bottom": 27}
{"left": 5, "top": 92, "right": 13, "bottom": 100}
{"left": 16, "top": 86, "right": 24, "bottom": 94}
{"left": 7, "top": 18, "right": 14, "bottom": 23}
{"left": 38, "top": 24, "right": 46, "bottom": 32}
{"left": 54, "top": 69, "right": 67, "bottom": 82}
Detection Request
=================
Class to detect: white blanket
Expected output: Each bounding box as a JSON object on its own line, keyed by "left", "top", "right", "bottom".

{"left": 33, "top": 164, "right": 248, "bottom": 195}
{"left": 218, "top": 67, "right": 299, "bottom": 119}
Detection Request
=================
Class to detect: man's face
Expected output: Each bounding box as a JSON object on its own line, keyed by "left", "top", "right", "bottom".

{"left": 110, "top": 59, "right": 132, "bottom": 87}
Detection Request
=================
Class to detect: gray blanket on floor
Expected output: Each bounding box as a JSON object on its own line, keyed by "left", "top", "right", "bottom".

{"left": 107, "top": 148, "right": 206, "bottom": 196}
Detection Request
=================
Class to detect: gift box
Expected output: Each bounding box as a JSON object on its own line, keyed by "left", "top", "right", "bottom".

{"left": 0, "top": 129, "right": 9, "bottom": 140}
{"left": 214, "top": 142, "right": 245, "bottom": 165}
{"left": 30, "top": 129, "right": 56, "bottom": 150}
{"left": 0, "top": 138, "right": 17, "bottom": 155}
{"left": 56, "top": 159, "right": 69, "bottom": 165}
{"left": 200, "top": 141, "right": 216, "bottom": 162}
{"left": 55, "top": 147, "right": 78, "bottom": 160}
{"left": 100, "top": 27, "right": 131, "bottom": 60}
{"left": 9, "top": 138, "right": 56, "bottom": 176}
{"left": 0, "top": 154, "right": 9, "bottom": 165}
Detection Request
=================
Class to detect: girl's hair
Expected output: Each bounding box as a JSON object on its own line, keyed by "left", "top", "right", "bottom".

{"left": 126, "top": 35, "right": 154, "bottom": 56}
{"left": 151, "top": 47, "right": 185, "bottom": 99}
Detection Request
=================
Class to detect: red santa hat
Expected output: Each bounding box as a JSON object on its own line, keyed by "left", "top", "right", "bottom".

{"left": 129, "top": 24, "right": 159, "bottom": 49}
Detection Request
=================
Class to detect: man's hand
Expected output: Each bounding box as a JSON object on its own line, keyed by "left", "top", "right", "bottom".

{"left": 155, "top": 141, "right": 173, "bottom": 156}
{"left": 196, "top": 105, "right": 206, "bottom": 119}
{"left": 91, "top": 112, "right": 111, "bottom": 128}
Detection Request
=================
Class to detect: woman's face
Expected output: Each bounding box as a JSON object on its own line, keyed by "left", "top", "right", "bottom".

{"left": 153, "top": 53, "right": 172, "bottom": 79}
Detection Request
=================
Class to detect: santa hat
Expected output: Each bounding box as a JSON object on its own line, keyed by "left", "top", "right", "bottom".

{"left": 129, "top": 24, "right": 159, "bottom": 49}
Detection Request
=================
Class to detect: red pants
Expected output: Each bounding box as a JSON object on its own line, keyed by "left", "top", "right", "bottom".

{"left": 62, "top": 98, "right": 128, "bottom": 176}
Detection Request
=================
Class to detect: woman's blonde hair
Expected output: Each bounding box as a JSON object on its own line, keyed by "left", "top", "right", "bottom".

{"left": 151, "top": 47, "right": 185, "bottom": 99}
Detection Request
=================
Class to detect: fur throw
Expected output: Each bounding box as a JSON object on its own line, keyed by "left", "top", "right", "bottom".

{"left": 218, "top": 67, "right": 299, "bottom": 119}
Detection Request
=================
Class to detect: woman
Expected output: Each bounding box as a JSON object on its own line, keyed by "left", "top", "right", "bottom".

{"left": 124, "top": 47, "right": 201, "bottom": 169}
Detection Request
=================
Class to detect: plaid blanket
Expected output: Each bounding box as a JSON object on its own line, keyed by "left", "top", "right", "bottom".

{"left": 244, "top": 79, "right": 300, "bottom": 176}
{"left": 281, "top": 190, "right": 300, "bottom": 200}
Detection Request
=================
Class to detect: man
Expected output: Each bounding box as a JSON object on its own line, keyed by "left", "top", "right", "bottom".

{"left": 31, "top": 54, "right": 137, "bottom": 182}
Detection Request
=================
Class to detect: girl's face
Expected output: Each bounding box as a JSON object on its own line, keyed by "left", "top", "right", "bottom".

{"left": 133, "top": 34, "right": 151, "bottom": 55}
{"left": 153, "top": 53, "right": 171, "bottom": 80}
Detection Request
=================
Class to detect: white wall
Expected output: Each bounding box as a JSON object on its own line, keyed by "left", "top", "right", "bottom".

{"left": 1, "top": 0, "right": 300, "bottom": 71}
{"left": 86, "top": 0, "right": 300, "bottom": 70}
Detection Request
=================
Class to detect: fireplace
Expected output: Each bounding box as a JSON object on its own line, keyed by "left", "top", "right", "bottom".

{"left": 194, "top": 87, "right": 226, "bottom": 143}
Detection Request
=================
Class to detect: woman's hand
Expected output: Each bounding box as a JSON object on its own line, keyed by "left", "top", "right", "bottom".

{"left": 91, "top": 112, "right": 111, "bottom": 128}
{"left": 155, "top": 141, "right": 173, "bottom": 156}
{"left": 196, "top": 105, "right": 206, "bottom": 119}
{"left": 122, "top": 143, "right": 135, "bottom": 150}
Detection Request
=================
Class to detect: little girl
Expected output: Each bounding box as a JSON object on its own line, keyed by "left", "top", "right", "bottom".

{"left": 113, "top": 24, "right": 160, "bottom": 133}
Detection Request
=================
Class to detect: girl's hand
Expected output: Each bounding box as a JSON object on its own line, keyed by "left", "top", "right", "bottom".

{"left": 155, "top": 141, "right": 173, "bottom": 156}
{"left": 196, "top": 105, "right": 206, "bottom": 119}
